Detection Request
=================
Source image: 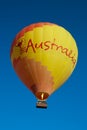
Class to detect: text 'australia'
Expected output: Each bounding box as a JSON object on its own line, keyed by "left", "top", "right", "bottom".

{"left": 16, "top": 38, "right": 77, "bottom": 66}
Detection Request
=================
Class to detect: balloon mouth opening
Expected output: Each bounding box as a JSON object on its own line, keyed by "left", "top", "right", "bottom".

{"left": 35, "top": 92, "right": 49, "bottom": 108}
{"left": 35, "top": 92, "right": 49, "bottom": 100}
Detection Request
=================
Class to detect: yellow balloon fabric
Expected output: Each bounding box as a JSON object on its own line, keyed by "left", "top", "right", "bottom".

{"left": 10, "top": 22, "right": 78, "bottom": 101}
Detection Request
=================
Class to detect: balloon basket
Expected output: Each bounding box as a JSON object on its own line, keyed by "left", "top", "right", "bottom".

{"left": 36, "top": 100, "right": 47, "bottom": 109}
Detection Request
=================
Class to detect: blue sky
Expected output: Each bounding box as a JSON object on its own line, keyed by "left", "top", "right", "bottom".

{"left": 0, "top": 0, "right": 87, "bottom": 130}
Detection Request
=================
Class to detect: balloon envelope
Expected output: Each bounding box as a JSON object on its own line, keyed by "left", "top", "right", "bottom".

{"left": 10, "top": 22, "right": 78, "bottom": 108}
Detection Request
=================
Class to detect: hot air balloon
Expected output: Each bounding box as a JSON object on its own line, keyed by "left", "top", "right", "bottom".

{"left": 10, "top": 22, "right": 78, "bottom": 108}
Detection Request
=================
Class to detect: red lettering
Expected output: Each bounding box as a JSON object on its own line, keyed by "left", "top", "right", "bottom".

{"left": 62, "top": 48, "right": 68, "bottom": 55}
{"left": 72, "top": 58, "right": 76, "bottom": 66}
{"left": 15, "top": 38, "right": 77, "bottom": 67}
{"left": 69, "top": 53, "right": 76, "bottom": 65}
{"left": 44, "top": 41, "right": 50, "bottom": 50}
{"left": 51, "top": 43, "right": 58, "bottom": 50}
{"left": 35, "top": 42, "right": 43, "bottom": 49}
{"left": 56, "top": 45, "right": 63, "bottom": 51}
{"left": 16, "top": 41, "right": 27, "bottom": 54}
{"left": 27, "top": 39, "right": 36, "bottom": 53}
{"left": 61, "top": 48, "right": 76, "bottom": 66}
{"left": 67, "top": 50, "right": 73, "bottom": 57}
{"left": 16, "top": 41, "right": 22, "bottom": 47}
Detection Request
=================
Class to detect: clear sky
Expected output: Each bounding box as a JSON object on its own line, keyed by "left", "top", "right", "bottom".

{"left": 0, "top": 0, "right": 87, "bottom": 130}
